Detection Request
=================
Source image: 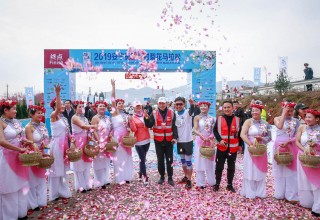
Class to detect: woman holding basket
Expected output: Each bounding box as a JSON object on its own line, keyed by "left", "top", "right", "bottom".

{"left": 296, "top": 109, "right": 320, "bottom": 217}
{"left": 91, "top": 101, "right": 113, "bottom": 189}
{"left": 0, "top": 99, "right": 29, "bottom": 220}
{"left": 110, "top": 79, "right": 134, "bottom": 184}
{"left": 71, "top": 100, "right": 97, "bottom": 193}
{"left": 240, "top": 100, "right": 271, "bottom": 199}
{"left": 272, "top": 100, "right": 300, "bottom": 203}
{"left": 193, "top": 101, "right": 216, "bottom": 189}
{"left": 48, "top": 84, "right": 72, "bottom": 201}
{"left": 25, "top": 105, "right": 49, "bottom": 210}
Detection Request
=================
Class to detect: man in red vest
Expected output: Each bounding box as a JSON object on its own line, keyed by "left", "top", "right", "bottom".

{"left": 213, "top": 100, "right": 241, "bottom": 193}
{"left": 144, "top": 97, "right": 178, "bottom": 186}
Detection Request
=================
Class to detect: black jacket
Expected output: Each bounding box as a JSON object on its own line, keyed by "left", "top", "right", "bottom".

{"left": 62, "top": 108, "right": 75, "bottom": 134}
{"left": 144, "top": 105, "right": 153, "bottom": 116}
{"left": 304, "top": 67, "right": 313, "bottom": 80}
{"left": 144, "top": 107, "right": 178, "bottom": 143}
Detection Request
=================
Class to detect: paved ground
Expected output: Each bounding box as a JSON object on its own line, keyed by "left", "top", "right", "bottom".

{"left": 27, "top": 143, "right": 317, "bottom": 219}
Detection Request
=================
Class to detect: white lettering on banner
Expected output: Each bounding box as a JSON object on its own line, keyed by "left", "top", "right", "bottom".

{"left": 50, "top": 54, "right": 56, "bottom": 60}
{"left": 49, "top": 53, "right": 64, "bottom": 65}
{"left": 57, "top": 54, "right": 63, "bottom": 62}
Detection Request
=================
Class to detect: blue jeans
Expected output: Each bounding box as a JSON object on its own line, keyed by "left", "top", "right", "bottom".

{"left": 135, "top": 143, "right": 150, "bottom": 177}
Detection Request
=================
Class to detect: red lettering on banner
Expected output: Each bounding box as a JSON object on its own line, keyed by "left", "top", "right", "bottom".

{"left": 44, "top": 49, "right": 69, "bottom": 68}
{"left": 125, "top": 72, "right": 147, "bottom": 79}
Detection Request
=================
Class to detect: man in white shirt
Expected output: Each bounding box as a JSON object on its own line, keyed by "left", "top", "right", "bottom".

{"left": 175, "top": 97, "right": 196, "bottom": 189}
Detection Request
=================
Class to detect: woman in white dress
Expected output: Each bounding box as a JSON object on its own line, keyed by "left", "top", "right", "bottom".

{"left": 240, "top": 101, "right": 271, "bottom": 199}
{"left": 110, "top": 79, "right": 134, "bottom": 184}
{"left": 272, "top": 101, "right": 300, "bottom": 202}
{"left": 71, "top": 100, "right": 96, "bottom": 192}
{"left": 296, "top": 109, "right": 320, "bottom": 217}
{"left": 25, "top": 105, "right": 49, "bottom": 210}
{"left": 0, "top": 99, "right": 29, "bottom": 220}
{"left": 48, "top": 84, "right": 72, "bottom": 201}
{"left": 91, "top": 101, "right": 113, "bottom": 189}
{"left": 193, "top": 101, "right": 216, "bottom": 189}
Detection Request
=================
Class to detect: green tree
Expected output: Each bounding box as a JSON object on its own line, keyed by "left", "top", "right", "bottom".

{"left": 274, "top": 71, "right": 292, "bottom": 95}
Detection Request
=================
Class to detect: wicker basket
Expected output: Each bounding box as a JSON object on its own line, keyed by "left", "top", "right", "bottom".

{"left": 274, "top": 152, "right": 293, "bottom": 166}
{"left": 299, "top": 154, "right": 320, "bottom": 168}
{"left": 38, "top": 154, "right": 55, "bottom": 169}
{"left": 19, "top": 152, "right": 42, "bottom": 166}
{"left": 248, "top": 139, "right": 267, "bottom": 156}
{"left": 66, "top": 142, "right": 83, "bottom": 162}
{"left": 200, "top": 147, "right": 215, "bottom": 159}
{"left": 105, "top": 141, "right": 118, "bottom": 153}
{"left": 122, "top": 136, "right": 136, "bottom": 148}
{"left": 84, "top": 141, "right": 99, "bottom": 158}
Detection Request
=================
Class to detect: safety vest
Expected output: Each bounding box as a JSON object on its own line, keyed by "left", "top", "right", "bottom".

{"left": 153, "top": 109, "right": 173, "bottom": 142}
{"left": 216, "top": 116, "right": 240, "bottom": 153}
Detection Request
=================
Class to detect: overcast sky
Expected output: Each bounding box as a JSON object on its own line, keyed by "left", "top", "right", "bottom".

{"left": 1, "top": 0, "right": 320, "bottom": 95}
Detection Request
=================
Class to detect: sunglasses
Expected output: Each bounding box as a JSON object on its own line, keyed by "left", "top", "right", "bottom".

{"left": 175, "top": 103, "right": 184, "bottom": 106}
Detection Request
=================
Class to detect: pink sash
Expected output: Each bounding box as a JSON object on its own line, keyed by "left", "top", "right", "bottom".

{"left": 196, "top": 137, "right": 214, "bottom": 161}
{"left": 274, "top": 136, "right": 299, "bottom": 171}
{"left": 115, "top": 129, "right": 131, "bottom": 155}
{"left": 30, "top": 147, "right": 46, "bottom": 178}
{"left": 3, "top": 148, "right": 29, "bottom": 181}
{"left": 248, "top": 137, "right": 268, "bottom": 173}
{"left": 74, "top": 132, "right": 92, "bottom": 163}
{"left": 300, "top": 145, "right": 320, "bottom": 188}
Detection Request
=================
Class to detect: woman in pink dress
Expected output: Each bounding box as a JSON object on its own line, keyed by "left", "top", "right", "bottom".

{"left": 0, "top": 99, "right": 29, "bottom": 220}
{"left": 25, "top": 105, "right": 49, "bottom": 210}
{"left": 296, "top": 109, "right": 320, "bottom": 217}
{"left": 193, "top": 101, "right": 216, "bottom": 189}
{"left": 272, "top": 100, "right": 300, "bottom": 203}
{"left": 240, "top": 101, "right": 271, "bottom": 199}
{"left": 71, "top": 100, "right": 96, "bottom": 192}
{"left": 48, "top": 84, "right": 72, "bottom": 201}
{"left": 110, "top": 79, "right": 134, "bottom": 184}
{"left": 91, "top": 101, "right": 113, "bottom": 188}
{"left": 129, "top": 100, "right": 151, "bottom": 184}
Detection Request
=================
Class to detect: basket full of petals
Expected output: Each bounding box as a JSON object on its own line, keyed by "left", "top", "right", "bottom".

{"left": 200, "top": 147, "right": 215, "bottom": 159}
{"left": 84, "top": 141, "right": 99, "bottom": 158}
{"left": 274, "top": 145, "right": 293, "bottom": 166}
{"left": 122, "top": 136, "right": 136, "bottom": 148}
{"left": 248, "top": 139, "right": 267, "bottom": 156}
{"left": 299, "top": 141, "right": 320, "bottom": 168}
{"left": 105, "top": 140, "right": 118, "bottom": 153}
{"left": 38, "top": 154, "right": 54, "bottom": 169}
{"left": 19, "top": 151, "right": 42, "bottom": 166}
{"left": 66, "top": 142, "right": 82, "bottom": 162}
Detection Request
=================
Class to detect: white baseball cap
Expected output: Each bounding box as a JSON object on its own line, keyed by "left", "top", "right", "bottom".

{"left": 158, "top": 97, "right": 166, "bottom": 103}
{"left": 133, "top": 100, "right": 142, "bottom": 107}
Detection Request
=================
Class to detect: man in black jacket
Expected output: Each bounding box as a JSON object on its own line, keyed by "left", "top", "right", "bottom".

{"left": 62, "top": 99, "right": 75, "bottom": 134}
{"left": 232, "top": 100, "right": 247, "bottom": 153}
{"left": 84, "top": 102, "right": 95, "bottom": 122}
{"left": 213, "top": 100, "right": 241, "bottom": 193}
{"left": 143, "top": 101, "right": 153, "bottom": 116}
{"left": 144, "top": 97, "right": 178, "bottom": 186}
{"left": 304, "top": 63, "right": 313, "bottom": 91}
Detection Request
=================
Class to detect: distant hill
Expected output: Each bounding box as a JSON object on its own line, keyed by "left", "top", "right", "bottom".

{"left": 216, "top": 80, "right": 255, "bottom": 92}
{"left": 80, "top": 80, "right": 255, "bottom": 103}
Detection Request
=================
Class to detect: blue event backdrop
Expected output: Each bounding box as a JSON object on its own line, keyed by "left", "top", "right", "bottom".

{"left": 44, "top": 49, "right": 216, "bottom": 134}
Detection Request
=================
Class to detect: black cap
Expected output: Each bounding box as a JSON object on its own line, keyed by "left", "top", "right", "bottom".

{"left": 295, "top": 103, "right": 308, "bottom": 110}
{"left": 304, "top": 63, "right": 309, "bottom": 66}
